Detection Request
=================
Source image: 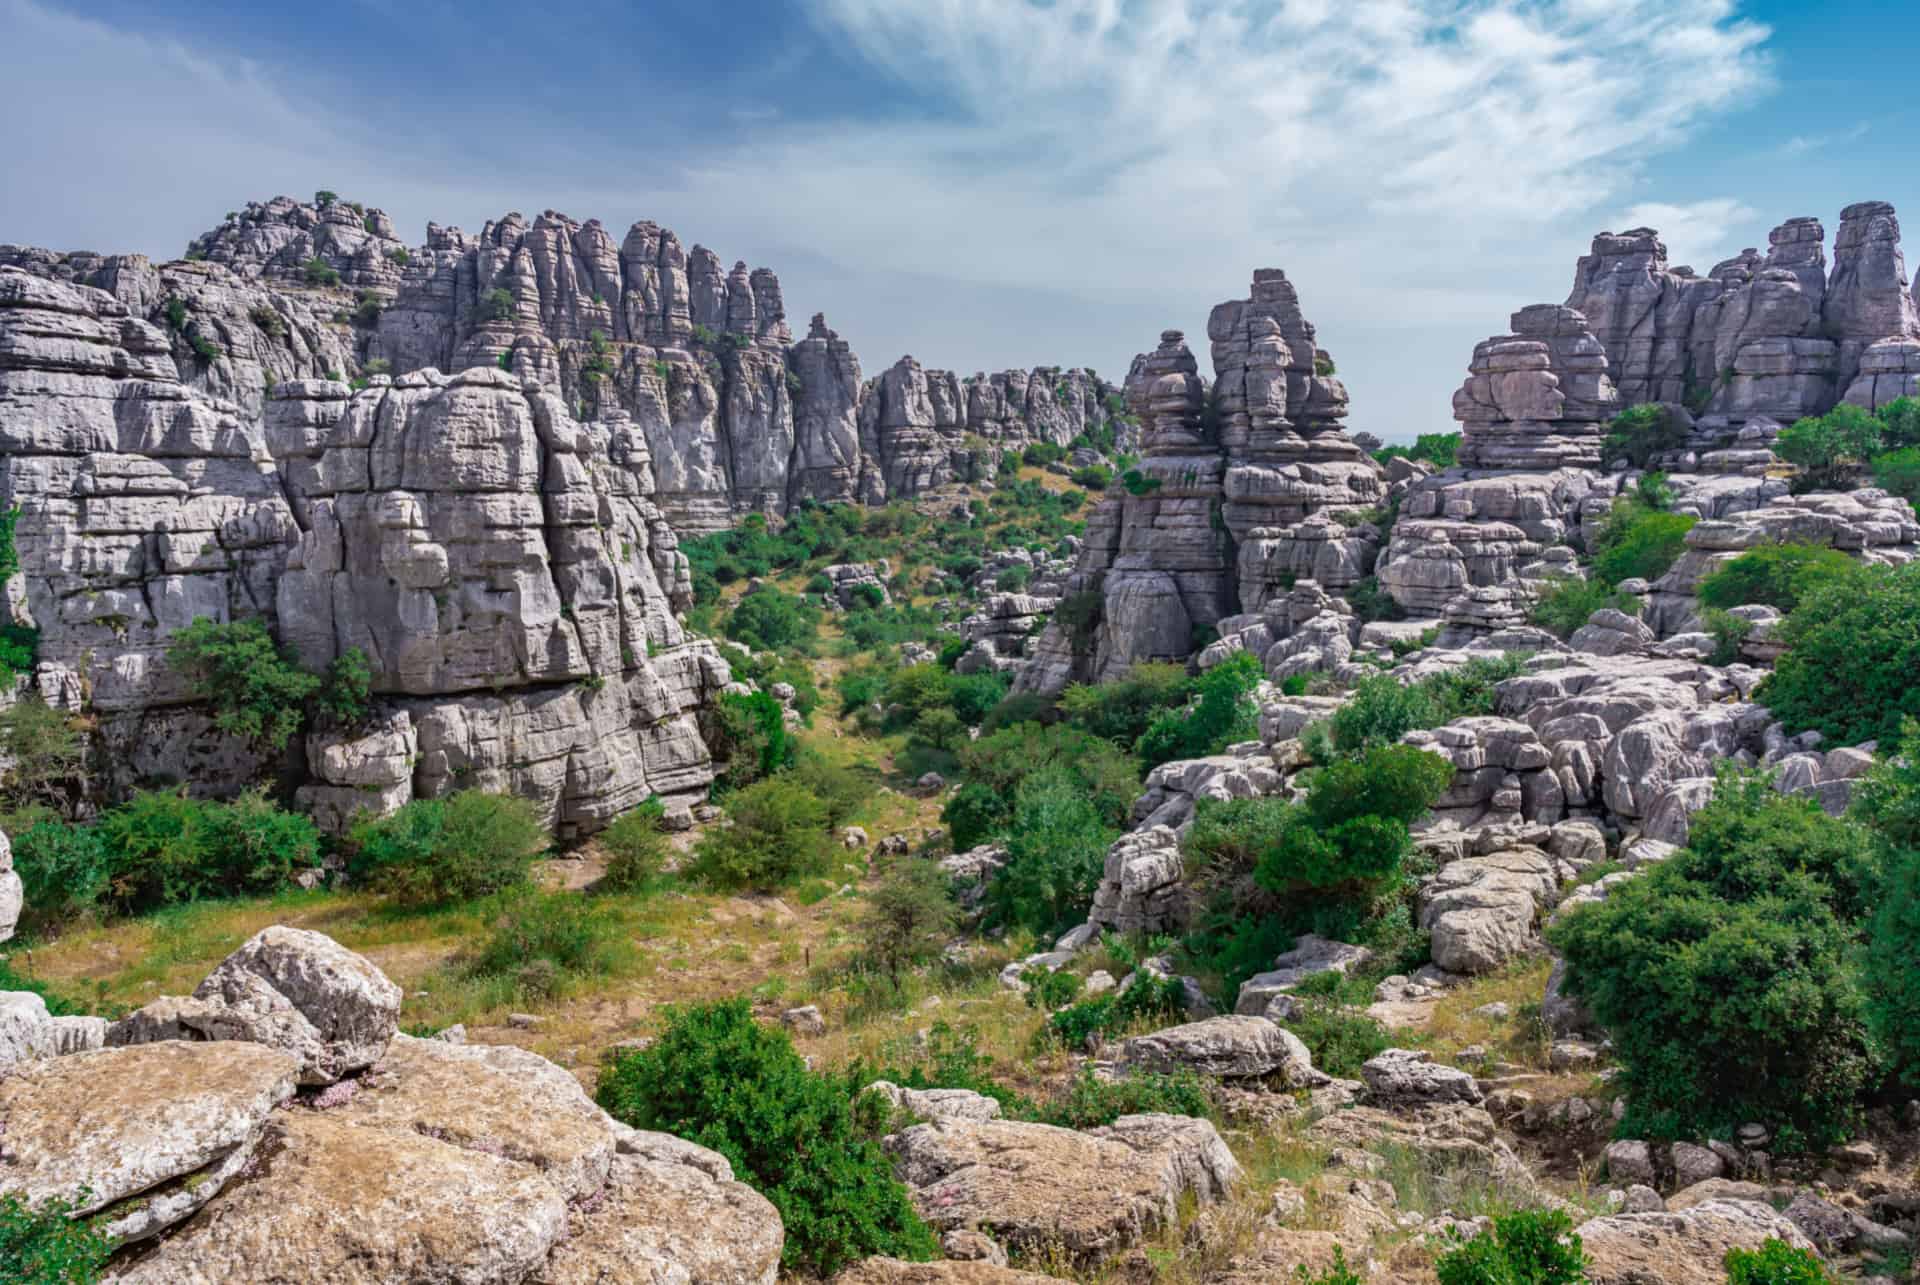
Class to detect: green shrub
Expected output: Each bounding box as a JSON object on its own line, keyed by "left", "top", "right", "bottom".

{"left": 1881, "top": 396, "right": 1920, "bottom": 451}
{"left": 942, "top": 782, "right": 1007, "bottom": 851}
{"left": 1256, "top": 746, "right": 1454, "bottom": 901}
{"left": 1600, "top": 403, "right": 1689, "bottom": 470}
{"left": 859, "top": 856, "right": 957, "bottom": 979}
{"left": 1070, "top": 465, "right": 1111, "bottom": 490}
{"left": 94, "top": 788, "right": 321, "bottom": 914}
{"left": 994, "top": 564, "right": 1032, "bottom": 592}
{"left": 312, "top": 648, "right": 372, "bottom": 727}
{"left": 713, "top": 690, "right": 794, "bottom": 788}
{"left": 596, "top": 1000, "right": 937, "bottom": 1277}
{"left": 1120, "top": 468, "right": 1163, "bottom": 496}
{"left": 0, "top": 1190, "right": 112, "bottom": 1285}
{"left": 1550, "top": 771, "right": 1880, "bottom": 1144}
{"left": 1723, "top": 1238, "right": 1837, "bottom": 1284}
{"left": 165, "top": 617, "right": 321, "bottom": 751}
{"left": 598, "top": 799, "right": 669, "bottom": 893}
{"left": 1867, "top": 845, "right": 1920, "bottom": 1091}
{"left": 1346, "top": 575, "right": 1406, "bottom": 623}
{"left": 1022, "top": 441, "right": 1066, "bottom": 467}
{"left": 1293, "top": 1246, "right": 1364, "bottom": 1285}
{"left": 349, "top": 791, "right": 548, "bottom": 905}
{"left": 0, "top": 696, "right": 85, "bottom": 820}
{"left": 784, "top": 755, "right": 870, "bottom": 831}
{"left": 481, "top": 287, "right": 515, "bottom": 321}
{"left": 684, "top": 775, "right": 833, "bottom": 892}
{"left": 1137, "top": 651, "right": 1261, "bottom": 768}
{"left": 1324, "top": 674, "right": 1437, "bottom": 756}
{"left": 1372, "top": 432, "right": 1461, "bottom": 470}
{"left": 1697, "top": 542, "right": 1859, "bottom": 614}
{"left": 1046, "top": 969, "right": 1185, "bottom": 1048}
{"left": 302, "top": 256, "right": 340, "bottom": 287}
{"left": 1529, "top": 576, "right": 1633, "bottom": 639}
{"left": 725, "top": 587, "right": 820, "bottom": 654}
{"left": 1591, "top": 504, "right": 1696, "bottom": 586}
{"left": 1282, "top": 996, "right": 1391, "bottom": 1078}
{"left": 1434, "top": 1208, "right": 1589, "bottom": 1285}
{"left": 946, "top": 671, "right": 1010, "bottom": 726}
{"left": 468, "top": 890, "right": 634, "bottom": 1000}
{"left": 1058, "top": 663, "right": 1194, "bottom": 749}
{"left": 10, "top": 822, "right": 110, "bottom": 937}
{"left": 1777, "top": 403, "right": 1884, "bottom": 489}
{"left": 1032, "top": 1066, "right": 1211, "bottom": 1129}
{"left": 909, "top": 707, "right": 966, "bottom": 755}
{"left": 1757, "top": 561, "right": 1920, "bottom": 745}
{"left": 1873, "top": 445, "right": 1920, "bottom": 505}
{"left": 953, "top": 722, "right": 1140, "bottom": 832}
{"left": 987, "top": 768, "right": 1117, "bottom": 935}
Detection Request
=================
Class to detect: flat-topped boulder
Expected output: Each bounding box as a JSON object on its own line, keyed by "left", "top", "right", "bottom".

{"left": 1116, "top": 1015, "right": 1316, "bottom": 1081}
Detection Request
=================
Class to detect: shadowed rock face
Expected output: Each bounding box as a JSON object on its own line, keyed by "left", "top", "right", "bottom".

{"left": 1018, "top": 276, "right": 1385, "bottom": 696}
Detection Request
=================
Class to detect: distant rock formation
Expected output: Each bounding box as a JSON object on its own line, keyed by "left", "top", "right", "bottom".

{"left": 1018, "top": 273, "right": 1384, "bottom": 694}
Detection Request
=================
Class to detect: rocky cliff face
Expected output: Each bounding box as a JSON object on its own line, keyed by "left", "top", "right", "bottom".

{"left": 0, "top": 266, "right": 724, "bottom": 832}
{"left": 1018, "top": 273, "right": 1384, "bottom": 694}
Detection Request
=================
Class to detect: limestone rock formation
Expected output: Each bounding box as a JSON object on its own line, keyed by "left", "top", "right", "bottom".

{"left": 1452, "top": 305, "right": 1618, "bottom": 470}
{"left": 1019, "top": 274, "right": 1383, "bottom": 694}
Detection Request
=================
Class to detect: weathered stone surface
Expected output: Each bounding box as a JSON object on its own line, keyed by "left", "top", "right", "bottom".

{"left": 1575, "top": 1199, "right": 1817, "bottom": 1285}
{"left": 105, "top": 1109, "right": 570, "bottom": 1285}
{"left": 0, "top": 826, "right": 19, "bottom": 944}
{"left": 886, "top": 1114, "right": 1237, "bottom": 1261}
{"left": 0, "top": 1041, "right": 297, "bottom": 1243}
{"left": 1235, "top": 935, "right": 1374, "bottom": 1018}
{"left": 1417, "top": 848, "right": 1557, "bottom": 974}
{"left": 0, "top": 987, "right": 53, "bottom": 1067}
{"left": 1116, "top": 1015, "right": 1315, "bottom": 1082}
{"left": 1359, "top": 1049, "right": 1482, "bottom": 1105}
{"left": 865, "top": 1080, "right": 1004, "bottom": 1124}
{"left": 535, "top": 1152, "right": 783, "bottom": 1285}
{"left": 187, "top": 927, "right": 401, "bottom": 1085}
{"left": 830, "top": 1262, "right": 1070, "bottom": 1285}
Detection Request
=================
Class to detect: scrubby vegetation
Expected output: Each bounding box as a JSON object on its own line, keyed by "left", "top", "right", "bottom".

{"left": 1372, "top": 432, "right": 1460, "bottom": 470}
{"left": 165, "top": 618, "right": 369, "bottom": 752}
{"left": 597, "top": 999, "right": 938, "bottom": 1277}
{"left": 1434, "top": 1208, "right": 1589, "bottom": 1285}
{"left": 1756, "top": 560, "right": 1920, "bottom": 745}
{"left": 1600, "top": 403, "right": 1689, "bottom": 470}
{"left": 0, "top": 1190, "right": 111, "bottom": 1285}
{"left": 1697, "top": 540, "right": 1859, "bottom": 613}
{"left": 348, "top": 791, "right": 549, "bottom": 905}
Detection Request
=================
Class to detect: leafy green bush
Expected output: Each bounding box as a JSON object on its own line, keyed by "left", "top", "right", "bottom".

{"left": 11, "top": 821, "right": 111, "bottom": 935}
{"left": 1137, "top": 651, "right": 1262, "bottom": 768}
{"left": 96, "top": 788, "right": 321, "bottom": 914}
{"left": 1867, "top": 845, "right": 1920, "bottom": 1091}
{"left": 349, "top": 791, "right": 548, "bottom": 905}
{"left": 1293, "top": 1246, "right": 1364, "bottom": 1285}
{"left": 1321, "top": 657, "right": 1527, "bottom": 759}
{"left": 952, "top": 722, "right": 1140, "bottom": 833}
{"left": 1046, "top": 969, "right": 1185, "bottom": 1048}
{"left": 1282, "top": 996, "right": 1391, "bottom": 1077}
{"left": 1372, "top": 432, "right": 1461, "bottom": 470}
{"left": 725, "top": 587, "right": 820, "bottom": 654}
{"left": 313, "top": 647, "right": 373, "bottom": 727}
{"left": 909, "top": 707, "right": 966, "bottom": 755}
{"left": 1529, "top": 576, "right": 1634, "bottom": 639}
{"left": 1345, "top": 575, "right": 1406, "bottom": 623}
{"left": 1881, "top": 396, "right": 1920, "bottom": 451}
{"left": 302, "top": 256, "right": 340, "bottom": 287}
{"left": 1022, "top": 441, "right": 1066, "bottom": 467}
{"left": 1873, "top": 445, "right": 1920, "bottom": 505}
{"left": 598, "top": 798, "right": 669, "bottom": 893}
{"left": 1697, "top": 542, "right": 1859, "bottom": 613}
{"left": 1032, "top": 1066, "right": 1211, "bottom": 1129}
{"left": 0, "top": 696, "right": 85, "bottom": 822}
{"left": 1591, "top": 504, "right": 1696, "bottom": 586}
{"left": 684, "top": 775, "right": 833, "bottom": 892}
{"left": 597, "top": 1000, "right": 937, "bottom": 1277}
{"left": 1120, "top": 468, "right": 1163, "bottom": 496}
{"left": 1070, "top": 465, "right": 1111, "bottom": 490}
{"left": 1757, "top": 561, "right": 1920, "bottom": 745}
{"left": 165, "top": 617, "right": 320, "bottom": 751}
{"left": 1550, "top": 771, "right": 1880, "bottom": 1144}
{"left": 1600, "top": 403, "right": 1689, "bottom": 470}
{"left": 1434, "top": 1208, "right": 1589, "bottom": 1285}
{"left": 713, "top": 690, "right": 794, "bottom": 789}
{"left": 783, "top": 755, "right": 870, "bottom": 831}
{"left": 1058, "top": 663, "right": 1194, "bottom": 749}
{"left": 0, "top": 1190, "right": 112, "bottom": 1285}
{"left": 941, "top": 782, "right": 1006, "bottom": 850}
{"left": 987, "top": 768, "right": 1118, "bottom": 935}
{"left": 481, "top": 287, "right": 515, "bottom": 321}
{"left": 859, "top": 856, "right": 957, "bottom": 979}
{"left": 945, "top": 671, "right": 1010, "bottom": 726}
{"left": 469, "top": 890, "right": 634, "bottom": 1000}
{"left": 1723, "top": 1238, "right": 1837, "bottom": 1284}
{"left": 1777, "top": 403, "right": 1884, "bottom": 490}
{"left": 1256, "top": 746, "right": 1454, "bottom": 901}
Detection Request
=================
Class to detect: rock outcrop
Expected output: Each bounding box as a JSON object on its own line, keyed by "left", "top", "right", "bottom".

{"left": 1019, "top": 273, "right": 1383, "bottom": 693}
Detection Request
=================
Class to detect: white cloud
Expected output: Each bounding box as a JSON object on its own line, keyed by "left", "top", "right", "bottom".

{"left": 1611, "top": 199, "right": 1760, "bottom": 270}
{"left": 0, "top": 0, "right": 1776, "bottom": 442}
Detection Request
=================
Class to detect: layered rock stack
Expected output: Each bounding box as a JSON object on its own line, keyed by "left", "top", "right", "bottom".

{"left": 1019, "top": 274, "right": 1385, "bottom": 694}
{"left": 1451, "top": 304, "right": 1617, "bottom": 471}
{"left": 186, "top": 194, "right": 409, "bottom": 292}
{"left": 0, "top": 266, "right": 727, "bottom": 833}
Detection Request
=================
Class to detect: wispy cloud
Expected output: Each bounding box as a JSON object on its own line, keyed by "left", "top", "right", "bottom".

{"left": 1611, "top": 198, "right": 1760, "bottom": 270}
{"left": 0, "top": 0, "right": 1777, "bottom": 439}
{"left": 1778, "top": 120, "right": 1873, "bottom": 157}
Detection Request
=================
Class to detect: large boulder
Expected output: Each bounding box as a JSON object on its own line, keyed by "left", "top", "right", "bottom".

{"left": 104, "top": 1110, "right": 571, "bottom": 1284}
{"left": 0, "top": 826, "right": 20, "bottom": 943}
{"left": 1115, "top": 1015, "right": 1316, "bottom": 1083}
{"left": 111, "top": 926, "right": 401, "bottom": 1085}
{"left": 535, "top": 1152, "right": 783, "bottom": 1285}
{"left": 1234, "top": 935, "right": 1373, "bottom": 1018}
{"left": 0, "top": 988, "right": 54, "bottom": 1067}
{"left": 1359, "top": 1049, "right": 1483, "bottom": 1105}
{"left": 886, "top": 1114, "right": 1238, "bottom": 1261}
{"left": 1576, "top": 1199, "right": 1817, "bottom": 1285}
{"left": 0, "top": 1041, "right": 298, "bottom": 1245}
{"left": 1417, "top": 847, "right": 1558, "bottom": 974}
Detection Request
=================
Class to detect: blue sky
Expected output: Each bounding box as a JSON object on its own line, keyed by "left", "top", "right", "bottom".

{"left": 3, "top": 0, "right": 1915, "bottom": 442}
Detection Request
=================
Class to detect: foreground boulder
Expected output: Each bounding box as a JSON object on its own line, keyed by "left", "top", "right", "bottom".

{"left": 536, "top": 1152, "right": 782, "bottom": 1285}
{"left": 830, "top": 1262, "right": 1071, "bottom": 1285}
{"left": 106, "top": 1110, "right": 570, "bottom": 1284}
{"left": 886, "top": 1114, "right": 1239, "bottom": 1262}
{"left": 0, "top": 988, "right": 55, "bottom": 1067}
{"left": 1359, "top": 1049, "right": 1483, "bottom": 1105}
{"left": 1575, "top": 1198, "right": 1817, "bottom": 1285}
{"left": 1116, "top": 1015, "right": 1316, "bottom": 1082}
{"left": 110, "top": 926, "right": 402, "bottom": 1085}
{"left": 0, "top": 1041, "right": 298, "bottom": 1246}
